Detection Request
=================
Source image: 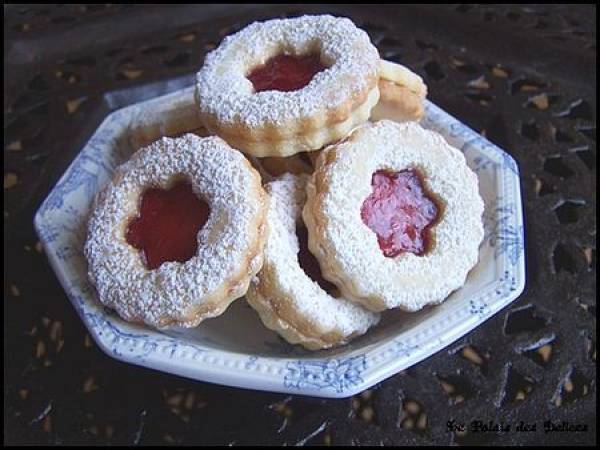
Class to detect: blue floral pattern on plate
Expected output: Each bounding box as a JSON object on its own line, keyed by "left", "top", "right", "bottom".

{"left": 284, "top": 356, "right": 367, "bottom": 393}
{"left": 483, "top": 201, "right": 525, "bottom": 266}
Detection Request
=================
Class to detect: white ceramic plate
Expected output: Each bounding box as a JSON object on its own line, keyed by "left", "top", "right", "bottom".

{"left": 34, "top": 87, "right": 525, "bottom": 398}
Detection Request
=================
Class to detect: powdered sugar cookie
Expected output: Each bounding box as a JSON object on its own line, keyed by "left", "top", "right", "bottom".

{"left": 246, "top": 174, "right": 379, "bottom": 350}
{"left": 248, "top": 153, "right": 314, "bottom": 181}
{"left": 303, "top": 120, "right": 484, "bottom": 312}
{"left": 371, "top": 60, "right": 428, "bottom": 123}
{"left": 195, "top": 15, "right": 380, "bottom": 157}
{"left": 84, "top": 134, "right": 269, "bottom": 328}
{"left": 128, "top": 87, "right": 209, "bottom": 150}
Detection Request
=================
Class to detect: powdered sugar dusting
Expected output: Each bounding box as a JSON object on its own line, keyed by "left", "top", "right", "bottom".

{"left": 253, "top": 174, "right": 379, "bottom": 338}
{"left": 196, "top": 15, "right": 380, "bottom": 127}
{"left": 84, "top": 134, "right": 267, "bottom": 328}
{"left": 305, "top": 121, "right": 485, "bottom": 311}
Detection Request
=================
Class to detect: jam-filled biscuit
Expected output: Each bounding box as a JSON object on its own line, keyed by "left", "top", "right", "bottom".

{"left": 248, "top": 153, "right": 314, "bottom": 181}
{"left": 246, "top": 174, "right": 379, "bottom": 350}
{"left": 128, "top": 87, "right": 209, "bottom": 150}
{"left": 84, "top": 134, "right": 269, "bottom": 328}
{"left": 371, "top": 60, "right": 428, "bottom": 123}
{"left": 195, "top": 15, "right": 380, "bottom": 157}
{"left": 303, "top": 120, "right": 484, "bottom": 312}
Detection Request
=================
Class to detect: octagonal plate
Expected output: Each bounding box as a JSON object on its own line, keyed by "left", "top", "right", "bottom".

{"left": 34, "top": 86, "right": 525, "bottom": 398}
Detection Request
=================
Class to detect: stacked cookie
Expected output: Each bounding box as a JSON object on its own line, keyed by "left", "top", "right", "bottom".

{"left": 84, "top": 15, "right": 484, "bottom": 350}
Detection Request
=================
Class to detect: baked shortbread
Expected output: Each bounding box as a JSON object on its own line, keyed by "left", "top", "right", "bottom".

{"left": 248, "top": 153, "right": 314, "bottom": 181}
{"left": 247, "top": 58, "right": 428, "bottom": 178}
{"left": 303, "top": 120, "right": 484, "bottom": 312}
{"left": 128, "top": 88, "right": 209, "bottom": 150}
{"left": 247, "top": 174, "right": 379, "bottom": 350}
{"left": 371, "top": 60, "right": 428, "bottom": 123}
{"left": 84, "top": 134, "right": 269, "bottom": 328}
{"left": 195, "top": 15, "right": 380, "bottom": 157}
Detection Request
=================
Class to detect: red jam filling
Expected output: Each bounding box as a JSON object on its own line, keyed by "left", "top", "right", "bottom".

{"left": 248, "top": 54, "right": 325, "bottom": 92}
{"left": 360, "top": 170, "right": 439, "bottom": 257}
{"left": 296, "top": 225, "right": 338, "bottom": 296}
{"left": 126, "top": 182, "right": 210, "bottom": 270}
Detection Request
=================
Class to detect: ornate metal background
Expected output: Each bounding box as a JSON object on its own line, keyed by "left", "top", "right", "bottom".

{"left": 4, "top": 4, "right": 596, "bottom": 445}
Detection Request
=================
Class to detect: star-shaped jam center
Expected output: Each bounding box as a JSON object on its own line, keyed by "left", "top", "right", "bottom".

{"left": 247, "top": 53, "right": 326, "bottom": 93}
{"left": 360, "top": 170, "right": 440, "bottom": 257}
{"left": 126, "top": 181, "right": 210, "bottom": 270}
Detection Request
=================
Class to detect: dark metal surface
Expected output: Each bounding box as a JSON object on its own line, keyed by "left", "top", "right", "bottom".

{"left": 4, "top": 4, "right": 596, "bottom": 445}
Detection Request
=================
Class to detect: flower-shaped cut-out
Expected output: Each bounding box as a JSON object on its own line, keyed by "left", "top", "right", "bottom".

{"left": 126, "top": 181, "right": 210, "bottom": 269}
{"left": 360, "top": 170, "right": 439, "bottom": 257}
{"left": 248, "top": 54, "right": 326, "bottom": 92}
